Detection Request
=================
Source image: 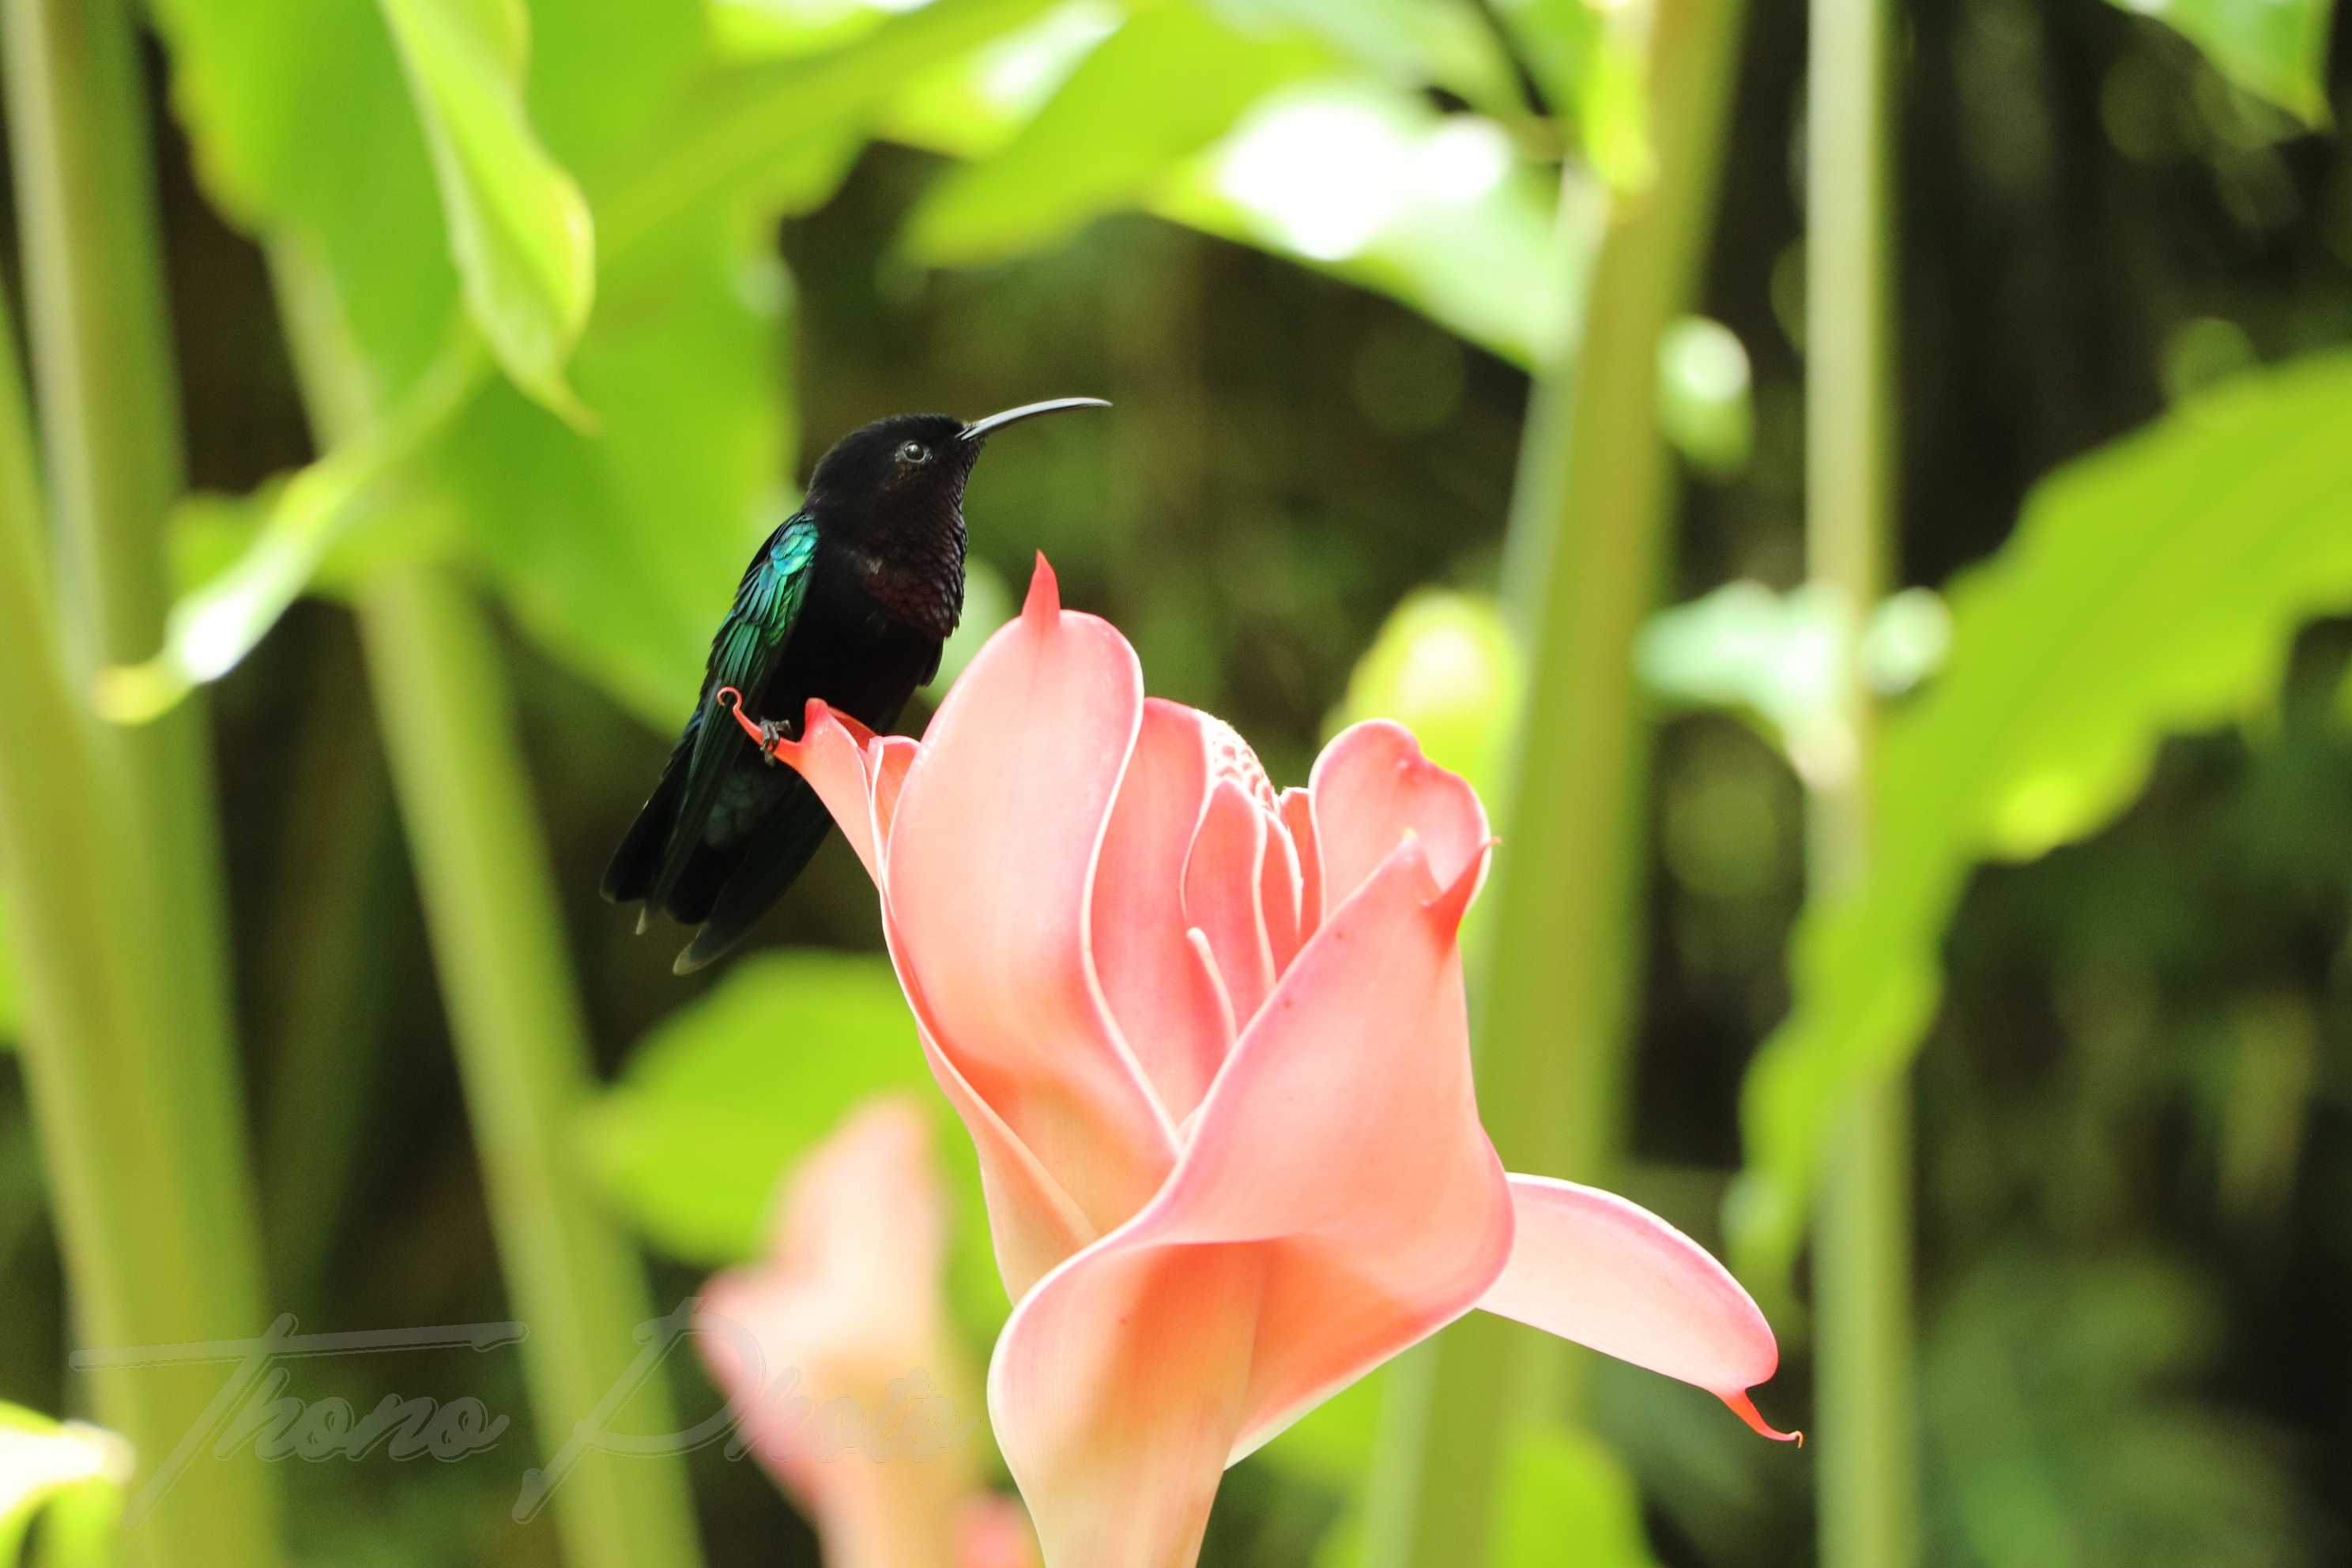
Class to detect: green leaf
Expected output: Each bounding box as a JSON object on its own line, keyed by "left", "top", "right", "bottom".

{"left": 581, "top": 952, "right": 1008, "bottom": 1336}
{"left": 1328, "top": 588, "right": 1521, "bottom": 808}
{"left": 900, "top": 3, "right": 1335, "bottom": 266}
{"left": 1221, "top": 0, "right": 1530, "bottom": 119}
{"left": 439, "top": 240, "right": 791, "bottom": 728}
{"left": 96, "top": 339, "right": 488, "bottom": 726}
{"left": 0, "top": 1403, "right": 128, "bottom": 1564}
{"left": 375, "top": 0, "right": 597, "bottom": 418}
{"left": 148, "top": 0, "right": 457, "bottom": 392}
{"left": 1636, "top": 580, "right": 1949, "bottom": 769}
{"left": 1730, "top": 352, "right": 2352, "bottom": 1285}
{"left": 2110, "top": 0, "right": 2337, "bottom": 126}
{"left": 1656, "top": 315, "right": 1752, "bottom": 478}
{"left": 1156, "top": 83, "right": 1572, "bottom": 366}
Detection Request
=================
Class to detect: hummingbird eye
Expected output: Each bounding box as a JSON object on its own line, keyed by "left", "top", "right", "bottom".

{"left": 897, "top": 439, "right": 931, "bottom": 465}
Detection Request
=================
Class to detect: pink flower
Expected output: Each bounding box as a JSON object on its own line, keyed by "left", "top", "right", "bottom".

{"left": 698, "top": 1096, "right": 1038, "bottom": 1568}
{"left": 727, "top": 558, "right": 1795, "bottom": 1568}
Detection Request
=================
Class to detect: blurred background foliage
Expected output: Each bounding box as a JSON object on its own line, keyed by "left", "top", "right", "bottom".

{"left": 1, "top": 0, "right": 2350, "bottom": 1563}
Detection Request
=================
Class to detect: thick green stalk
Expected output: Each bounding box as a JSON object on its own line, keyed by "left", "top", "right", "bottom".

{"left": 1807, "top": 0, "right": 1918, "bottom": 1562}
{"left": 358, "top": 571, "right": 705, "bottom": 1568}
{"left": 271, "top": 250, "right": 704, "bottom": 1568}
{"left": 1364, "top": 1, "right": 1749, "bottom": 1561}
{"left": 0, "top": 0, "right": 280, "bottom": 1561}
{"left": 0, "top": 275, "right": 281, "bottom": 1568}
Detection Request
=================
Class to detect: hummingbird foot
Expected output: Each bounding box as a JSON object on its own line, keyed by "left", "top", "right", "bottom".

{"left": 757, "top": 718, "right": 790, "bottom": 764}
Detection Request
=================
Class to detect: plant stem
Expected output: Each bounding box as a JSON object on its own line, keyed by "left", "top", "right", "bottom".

{"left": 270, "top": 249, "right": 706, "bottom": 1568}
{"left": 1806, "top": 0, "right": 1918, "bottom": 1562}
{"left": 357, "top": 571, "right": 706, "bottom": 1568}
{"left": 0, "top": 0, "right": 280, "bottom": 1560}
{"left": 0, "top": 232, "right": 281, "bottom": 1568}
{"left": 1363, "top": 0, "right": 1749, "bottom": 1560}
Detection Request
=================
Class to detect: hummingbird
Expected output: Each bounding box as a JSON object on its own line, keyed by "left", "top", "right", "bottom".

{"left": 603, "top": 398, "right": 1110, "bottom": 972}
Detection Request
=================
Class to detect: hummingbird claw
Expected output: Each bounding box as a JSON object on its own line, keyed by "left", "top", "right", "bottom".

{"left": 758, "top": 718, "right": 788, "bottom": 763}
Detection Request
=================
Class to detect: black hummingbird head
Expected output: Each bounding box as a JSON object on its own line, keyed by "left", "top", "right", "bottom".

{"left": 804, "top": 398, "right": 1110, "bottom": 548}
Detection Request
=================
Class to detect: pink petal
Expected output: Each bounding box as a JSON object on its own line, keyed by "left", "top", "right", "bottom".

{"left": 745, "top": 699, "right": 887, "bottom": 884}
{"left": 884, "top": 558, "right": 1177, "bottom": 1239}
{"left": 1090, "top": 699, "right": 1233, "bottom": 1122}
{"left": 1278, "top": 787, "right": 1323, "bottom": 940}
{"left": 1259, "top": 815, "right": 1304, "bottom": 976}
{"left": 1182, "top": 779, "right": 1276, "bottom": 1027}
{"left": 1308, "top": 721, "right": 1489, "bottom": 914}
{"left": 1477, "top": 1175, "right": 1800, "bottom": 1442}
{"left": 867, "top": 733, "right": 919, "bottom": 875}
{"left": 958, "top": 1495, "right": 1042, "bottom": 1568}
{"left": 989, "top": 842, "right": 1513, "bottom": 1566}
{"left": 695, "top": 1099, "right": 994, "bottom": 1567}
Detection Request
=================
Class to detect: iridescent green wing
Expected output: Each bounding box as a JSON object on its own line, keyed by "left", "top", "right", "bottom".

{"left": 649, "top": 515, "right": 819, "bottom": 905}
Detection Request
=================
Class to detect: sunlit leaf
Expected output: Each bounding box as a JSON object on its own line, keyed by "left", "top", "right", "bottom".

{"left": 883, "top": 0, "right": 1126, "bottom": 159}
{"left": 96, "top": 341, "right": 487, "bottom": 725}
{"left": 1730, "top": 353, "right": 2352, "bottom": 1285}
{"left": 900, "top": 3, "right": 1334, "bottom": 266}
{"left": 1223, "top": 0, "right": 1530, "bottom": 119}
{"left": 1329, "top": 588, "right": 1521, "bottom": 808}
{"left": 581, "top": 952, "right": 1008, "bottom": 1336}
{"left": 2110, "top": 0, "right": 2337, "bottom": 126}
{"left": 1657, "top": 315, "right": 1752, "bottom": 477}
{"left": 1157, "top": 83, "right": 1572, "bottom": 366}
{"left": 1638, "top": 580, "right": 1949, "bottom": 778}
{"left": 599, "top": 0, "right": 1069, "bottom": 271}
{"left": 375, "top": 0, "right": 597, "bottom": 419}
{"left": 0, "top": 1404, "right": 128, "bottom": 1564}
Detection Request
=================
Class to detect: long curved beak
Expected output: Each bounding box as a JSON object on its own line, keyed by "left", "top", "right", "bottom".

{"left": 959, "top": 397, "right": 1111, "bottom": 442}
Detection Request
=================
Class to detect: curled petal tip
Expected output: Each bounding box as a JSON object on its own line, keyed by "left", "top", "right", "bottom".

{"left": 1424, "top": 839, "right": 1495, "bottom": 931}
{"left": 1023, "top": 554, "right": 1061, "bottom": 625}
{"left": 1721, "top": 1390, "right": 1803, "bottom": 1445}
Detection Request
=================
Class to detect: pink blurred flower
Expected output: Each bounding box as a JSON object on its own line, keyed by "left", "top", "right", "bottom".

{"left": 698, "top": 1096, "right": 1038, "bottom": 1568}
{"left": 726, "top": 558, "right": 1795, "bottom": 1568}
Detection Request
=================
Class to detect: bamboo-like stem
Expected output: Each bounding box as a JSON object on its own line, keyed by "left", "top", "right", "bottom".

{"left": 1807, "top": 0, "right": 1917, "bottom": 1561}
{"left": 0, "top": 267, "right": 281, "bottom": 1568}
{"left": 270, "top": 248, "right": 706, "bottom": 1568}
{"left": 0, "top": 0, "right": 280, "bottom": 1561}
{"left": 1363, "top": 1, "right": 1749, "bottom": 1560}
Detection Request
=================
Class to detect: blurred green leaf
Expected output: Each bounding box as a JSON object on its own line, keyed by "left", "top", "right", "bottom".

{"left": 581, "top": 952, "right": 1008, "bottom": 1337}
{"left": 883, "top": 0, "right": 1127, "bottom": 159}
{"left": 1731, "top": 353, "right": 2352, "bottom": 1285}
{"left": 0, "top": 1404, "right": 127, "bottom": 1564}
{"left": 2110, "top": 0, "right": 2337, "bottom": 126}
{"left": 1928, "top": 1252, "right": 2317, "bottom": 1567}
{"left": 1158, "top": 83, "right": 1572, "bottom": 365}
{"left": 153, "top": 0, "right": 802, "bottom": 727}
{"left": 1260, "top": 1366, "right": 1386, "bottom": 1487}
{"left": 437, "top": 239, "right": 791, "bottom": 729}
{"left": 96, "top": 340, "right": 487, "bottom": 726}
{"left": 375, "top": 0, "right": 597, "bottom": 419}
{"left": 1308, "top": 1417, "right": 1657, "bottom": 1566}
{"left": 1329, "top": 589, "right": 1521, "bottom": 808}
{"left": 1638, "top": 581, "right": 1949, "bottom": 772}
{"left": 901, "top": 3, "right": 1334, "bottom": 266}
{"left": 1223, "top": 0, "right": 1529, "bottom": 119}
{"left": 600, "top": 0, "right": 1069, "bottom": 271}
{"left": 1656, "top": 315, "right": 1752, "bottom": 477}
{"left": 148, "top": 0, "right": 456, "bottom": 392}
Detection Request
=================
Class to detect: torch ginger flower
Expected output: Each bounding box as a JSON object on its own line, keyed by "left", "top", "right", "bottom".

{"left": 698, "top": 1097, "right": 1038, "bottom": 1568}
{"left": 725, "top": 558, "right": 1796, "bottom": 1568}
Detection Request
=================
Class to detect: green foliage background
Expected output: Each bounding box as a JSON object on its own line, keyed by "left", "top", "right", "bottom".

{"left": 1, "top": 0, "right": 2350, "bottom": 1563}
